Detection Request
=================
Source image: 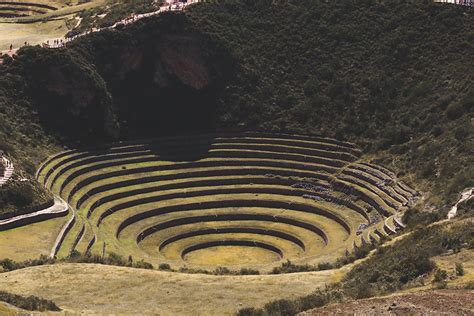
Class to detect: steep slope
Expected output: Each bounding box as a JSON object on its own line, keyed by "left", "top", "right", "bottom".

{"left": 0, "top": 1, "right": 472, "bottom": 314}
{"left": 1, "top": 1, "right": 472, "bottom": 213}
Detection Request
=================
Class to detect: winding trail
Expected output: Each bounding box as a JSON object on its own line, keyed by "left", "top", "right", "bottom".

{"left": 0, "top": 0, "right": 199, "bottom": 57}
{"left": 0, "top": 156, "right": 13, "bottom": 186}
{"left": 447, "top": 187, "right": 473, "bottom": 220}
{"left": 50, "top": 198, "right": 74, "bottom": 258}
{"left": 0, "top": 196, "right": 68, "bottom": 230}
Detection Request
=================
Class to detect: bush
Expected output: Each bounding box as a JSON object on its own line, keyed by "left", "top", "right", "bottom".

{"left": 262, "top": 299, "right": 296, "bottom": 316}
{"left": 237, "top": 307, "right": 264, "bottom": 316}
{"left": 454, "top": 126, "right": 469, "bottom": 141}
{"left": 0, "top": 255, "right": 54, "bottom": 272}
{"left": 457, "top": 199, "right": 473, "bottom": 216}
{"left": 455, "top": 262, "right": 464, "bottom": 276}
{"left": 239, "top": 268, "right": 260, "bottom": 275}
{"left": 1, "top": 252, "right": 155, "bottom": 272}
{"left": 433, "top": 269, "right": 448, "bottom": 283}
{"left": 303, "top": 78, "right": 319, "bottom": 97}
{"left": 446, "top": 102, "right": 464, "bottom": 120}
{"left": 431, "top": 125, "right": 443, "bottom": 137}
{"left": 133, "top": 260, "right": 153, "bottom": 269}
{"left": 0, "top": 291, "right": 60, "bottom": 311}
{"left": 159, "top": 263, "right": 171, "bottom": 271}
{"left": 0, "top": 181, "right": 34, "bottom": 209}
{"left": 402, "top": 207, "right": 443, "bottom": 228}
{"left": 271, "top": 260, "right": 315, "bottom": 274}
{"left": 248, "top": 222, "right": 473, "bottom": 315}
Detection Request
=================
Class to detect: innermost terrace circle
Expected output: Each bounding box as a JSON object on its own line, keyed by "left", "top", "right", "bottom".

{"left": 182, "top": 244, "right": 282, "bottom": 266}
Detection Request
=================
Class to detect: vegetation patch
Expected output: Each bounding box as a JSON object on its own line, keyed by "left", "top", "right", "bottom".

{"left": 237, "top": 220, "right": 474, "bottom": 315}
{"left": 0, "top": 291, "right": 60, "bottom": 312}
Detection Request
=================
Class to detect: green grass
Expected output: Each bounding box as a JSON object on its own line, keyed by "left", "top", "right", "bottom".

{"left": 0, "top": 0, "right": 105, "bottom": 23}
{"left": 46, "top": 146, "right": 346, "bottom": 193}
{"left": 88, "top": 195, "right": 360, "bottom": 269}
{"left": 0, "top": 215, "right": 68, "bottom": 261}
{"left": 56, "top": 213, "right": 84, "bottom": 258}
{"left": 0, "top": 262, "right": 344, "bottom": 315}
{"left": 333, "top": 178, "right": 397, "bottom": 215}
{"left": 34, "top": 135, "right": 407, "bottom": 271}
{"left": 60, "top": 164, "right": 330, "bottom": 204}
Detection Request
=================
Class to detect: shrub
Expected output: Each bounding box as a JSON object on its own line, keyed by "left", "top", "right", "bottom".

{"left": 402, "top": 207, "right": 443, "bottom": 228}
{"left": 159, "top": 263, "right": 171, "bottom": 271}
{"left": 457, "top": 199, "right": 473, "bottom": 216}
{"left": 446, "top": 102, "right": 464, "bottom": 120}
{"left": 317, "top": 262, "right": 334, "bottom": 270}
{"left": 133, "top": 260, "right": 153, "bottom": 269}
{"left": 437, "top": 94, "right": 455, "bottom": 110}
{"left": 454, "top": 126, "right": 469, "bottom": 141}
{"left": 262, "top": 299, "right": 296, "bottom": 316}
{"left": 303, "top": 78, "right": 319, "bottom": 97}
{"left": 431, "top": 125, "right": 443, "bottom": 137}
{"left": 0, "top": 255, "right": 54, "bottom": 272}
{"left": 0, "top": 291, "right": 60, "bottom": 311}
{"left": 107, "top": 252, "right": 127, "bottom": 266}
{"left": 433, "top": 269, "right": 448, "bottom": 283}
{"left": 455, "top": 262, "right": 464, "bottom": 276}
{"left": 0, "top": 181, "right": 34, "bottom": 209}
{"left": 237, "top": 307, "right": 264, "bottom": 316}
{"left": 239, "top": 268, "right": 260, "bottom": 275}
{"left": 271, "top": 260, "right": 314, "bottom": 274}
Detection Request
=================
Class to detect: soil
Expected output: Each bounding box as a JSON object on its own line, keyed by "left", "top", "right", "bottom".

{"left": 300, "top": 290, "right": 474, "bottom": 315}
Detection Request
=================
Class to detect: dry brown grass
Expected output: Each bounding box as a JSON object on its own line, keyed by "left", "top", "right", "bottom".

{"left": 0, "top": 263, "right": 347, "bottom": 315}
{"left": 0, "top": 0, "right": 105, "bottom": 50}
{"left": 0, "top": 303, "right": 20, "bottom": 315}
{"left": 0, "top": 215, "right": 68, "bottom": 261}
{"left": 0, "top": 20, "right": 69, "bottom": 50}
{"left": 432, "top": 248, "right": 474, "bottom": 287}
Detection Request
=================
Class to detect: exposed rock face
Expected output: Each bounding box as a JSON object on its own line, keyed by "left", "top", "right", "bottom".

{"left": 16, "top": 48, "right": 119, "bottom": 141}
{"left": 11, "top": 14, "right": 233, "bottom": 142}
{"left": 88, "top": 28, "right": 233, "bottom": 138}
{"left": 156, "top": 35, "right": 211, "bottom": 90}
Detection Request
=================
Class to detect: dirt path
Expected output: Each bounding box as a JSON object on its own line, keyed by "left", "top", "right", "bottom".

{"left": 0, "top": 0, "right": 199, "bottom": 55}
{"left": 50, "top": 197, "right": 74, "bottom": 258}
{"left": 0, "top": 263, "right": 346, "bottom": 315}
{"left": 0, "top": 156, "right": 14, "bottom": 186}
{"left": 299, "top": 289, "right": 474, "bottom": 315}
{"left": 0, "top": 196, "right": 68, "bottom": 229}
{"left": 448, "top": 187, "right": 473, "bottom": 219}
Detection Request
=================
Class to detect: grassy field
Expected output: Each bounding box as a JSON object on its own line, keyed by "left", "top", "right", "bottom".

{"left": 433, "top": 248, "right": 474, "bottom": 287}
{"left": 0, "top": 19, "right": 69, "bottom": 51}
{"left": 184, "top": 246, "right": 281, "bottom": 266}
{"left": 0, "top": 215, "right": 68, "bottom": 261}
{"left": 0, "top": 0, "right": 105, "bottom": 50}
{"left": 29, "top": 135, "right": 414, "bottom": 272}
{"left": 2, "top": 246, "right": 470, "bottom": 315}
{"left": 0, "top": 263, "right": 346, "bottom": 315}
{"left": 0, "top": 303, "right": 21, "bottom": 315}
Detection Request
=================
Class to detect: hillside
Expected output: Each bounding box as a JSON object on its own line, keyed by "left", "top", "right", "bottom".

{"left": 0, "top": 0, "right": 473, "bottom": 314}
{"left": 1, "top": 1, "right": 472, "bottom": 208}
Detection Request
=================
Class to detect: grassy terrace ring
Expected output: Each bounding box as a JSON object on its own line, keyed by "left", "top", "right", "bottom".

{"left": 0, "top": 0, "right": 58, "bottom": 18}
{"left": 36, "top": 133, "right": 417, "bottom": 271}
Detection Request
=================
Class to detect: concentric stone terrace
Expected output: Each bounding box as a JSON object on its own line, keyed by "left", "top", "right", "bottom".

{"left": 0, "top": 1, "right": 58, "bottom": 18}
{"left": 36, "top": 133, "right": 417, "bottom": 270}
